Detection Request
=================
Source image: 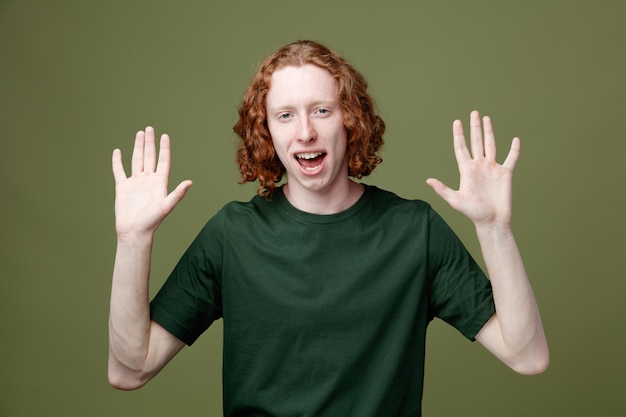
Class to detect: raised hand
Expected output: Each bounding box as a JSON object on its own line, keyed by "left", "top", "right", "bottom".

{"left": 425, "top": 112, "right": 549, "bottom": 373}
{"left": 112, "top": 127, "right": 193, "bottom": 237}
{"left": 426, "top": 111, "right": 520, "bottom": 228}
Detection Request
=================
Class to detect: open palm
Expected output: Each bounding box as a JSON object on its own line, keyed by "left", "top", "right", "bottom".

{"left": 112, "top": 127, "right": 192, "bottom": 237}
{"left": 426, "top": 111, "right": 520, "bottom": 227}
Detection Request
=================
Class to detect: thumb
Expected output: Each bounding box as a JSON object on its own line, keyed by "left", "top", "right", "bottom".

{"left": 426, "top": 178, "right": 456, "bottom": 205}
{"left": 164, "top": 180, "right": 193, "bottom": 213}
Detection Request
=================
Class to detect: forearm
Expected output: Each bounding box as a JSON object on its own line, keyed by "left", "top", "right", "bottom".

{"left": 475, "top": 223, "right": 549, "bottom": 373}
{"left": 108, "top": 233, "right": 155, "bottom": 387}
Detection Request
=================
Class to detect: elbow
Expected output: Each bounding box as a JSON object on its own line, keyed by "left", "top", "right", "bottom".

{"left": 107, "top": 364, "right": 150, "bottom": 391}
{"left": 510, "top": 348, "right": 550, "bottom": 376}
{"left": 512, "top": 358, "right": 550, "bottom": 375}
{"left": 108, "top": 372, "right": 143, "bottom": 391}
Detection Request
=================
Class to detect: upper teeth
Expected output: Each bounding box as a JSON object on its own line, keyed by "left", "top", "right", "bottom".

{"left": 296, "top": 152, "right": 323, "bottom": 160}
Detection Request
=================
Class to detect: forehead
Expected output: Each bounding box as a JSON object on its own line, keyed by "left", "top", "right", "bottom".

{"left": 266, "top": 64, "right": 339, "bottom": 107}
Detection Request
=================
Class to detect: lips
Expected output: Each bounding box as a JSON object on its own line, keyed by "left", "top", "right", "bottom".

{"left": 295, "top": 151, "right": 326, "bottom": 171}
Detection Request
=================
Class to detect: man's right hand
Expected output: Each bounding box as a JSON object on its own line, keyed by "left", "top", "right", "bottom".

{"left": 108, "top": 126, "right": 191, "bottom": 390}
{"left": 112, "top": 127, "right": 193, "bottom": 238}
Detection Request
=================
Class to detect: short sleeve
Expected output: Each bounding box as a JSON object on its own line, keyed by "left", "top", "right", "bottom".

{"left": 150, "top": 215, "right": 224, "bottom": 346}
{"left": 426, "top": 207, "right": 495, "bottom": 340}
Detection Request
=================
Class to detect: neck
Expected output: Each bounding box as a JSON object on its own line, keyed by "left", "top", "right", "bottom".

{"left": 283, "top": 180, "right": 364, "bottom": 215}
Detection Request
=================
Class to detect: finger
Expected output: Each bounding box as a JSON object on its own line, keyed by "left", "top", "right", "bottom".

{"left": 426, "top": 178, "right": 458, "bottom": 208}
{"left": 469, "top": 110, "right": 484, "bottom": 159}
{"left": 156, "top": 133, "right": 172, "bottom": 179}
{"left": 482, "top": 115, "right": 497, "bottom": 161}
{"left": 163, "top": 180, "right": 193, "bottom": 214}
{"left": 131, "top": 130, "right": 145, "bottom": 175}
{"left": 111, "top": 148, "right": 127, "bottom": 184}
{"left": 503, "top": 137, "right": 521, "bottom": 171}
{"left": 452, "top": 119, "right": 471, "bottom": 165}
{"left": 143, "top": 126, "right": 157, "bottom": 173}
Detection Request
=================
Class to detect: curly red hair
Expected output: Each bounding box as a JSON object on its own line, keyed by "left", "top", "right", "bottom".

{"left": 233, "top": 40, "right": 385, "bottom": 198}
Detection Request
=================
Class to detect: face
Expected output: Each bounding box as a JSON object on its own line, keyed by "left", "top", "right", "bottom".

{"left": 265, "top": 64, "right": 349, "bottom": 198}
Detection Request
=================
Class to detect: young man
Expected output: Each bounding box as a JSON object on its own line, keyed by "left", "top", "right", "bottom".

{"left": 108, "top": 40, "right": 548, "bottom": 416}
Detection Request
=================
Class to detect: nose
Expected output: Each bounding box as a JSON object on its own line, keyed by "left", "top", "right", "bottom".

{"left": 296, "top": 117, "right": 317, "bottom": 143}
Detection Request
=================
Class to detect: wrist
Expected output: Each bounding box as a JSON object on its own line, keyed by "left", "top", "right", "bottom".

{"left": 116, "top": 229, "right": 155, "bottom": 245}
{"left": 474, "top": 220, "right": 514, "bottom": 240}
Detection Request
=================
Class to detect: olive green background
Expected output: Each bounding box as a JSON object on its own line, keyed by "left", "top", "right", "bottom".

{"left": 1, "top": 0, "right": 624, "bottom": 416}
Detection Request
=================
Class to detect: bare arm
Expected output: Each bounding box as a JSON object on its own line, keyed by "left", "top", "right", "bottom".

{"left": 426, "top": 111, "right": 549, "bottom": 375}
{"left": 108, "top": 127, "right": 192, "bottom": 390}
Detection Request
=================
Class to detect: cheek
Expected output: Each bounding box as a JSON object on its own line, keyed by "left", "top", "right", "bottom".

{"left": 268, "top": 129, "right": 291, "bottom": 162}
{"left": 267, "top": 123, "right": 286, "bottom": 147}
{"left": 334, "top": 124, "right": 349, "bottom": 151}
{"left": 266, "top": 120, "right": 278, "bottom": 139}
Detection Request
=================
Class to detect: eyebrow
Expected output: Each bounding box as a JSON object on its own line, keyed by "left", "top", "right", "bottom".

{"left": 267, "top": 99, "right": 338, "bottom": 114}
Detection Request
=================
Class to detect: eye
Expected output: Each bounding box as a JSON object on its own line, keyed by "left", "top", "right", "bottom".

{"left": 278, "top": 112, "right": 292, "bottom": 120}
{"left": 315, "top": 108, "right": 330, "bottom": 116}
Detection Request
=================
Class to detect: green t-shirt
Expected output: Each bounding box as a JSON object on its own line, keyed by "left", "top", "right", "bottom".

{"left": 150, "top": 185, "right": 495, "bottom": 417}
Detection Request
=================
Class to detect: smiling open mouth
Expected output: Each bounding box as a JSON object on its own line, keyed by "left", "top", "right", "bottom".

{"left": 296, "top": 152, "right": 326, "bottom": 171}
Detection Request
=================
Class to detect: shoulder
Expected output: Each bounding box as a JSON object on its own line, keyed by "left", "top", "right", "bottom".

{"left": 208, "top": 193, "right": 271, "bottom": 218}
{"left": 202, "top": 193, "right": 283, "bottom": 232}
{"left": 184, "top": 196, "right": 272, "bottom": 253}
{"left": 364, "top": 185, "right": 463, "bottom": 240}
{"left": 352, "top": 185, "right": 440, "bottom": 238}
{"left": 364, "top": 185, "right": 432, "bottom": 215}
